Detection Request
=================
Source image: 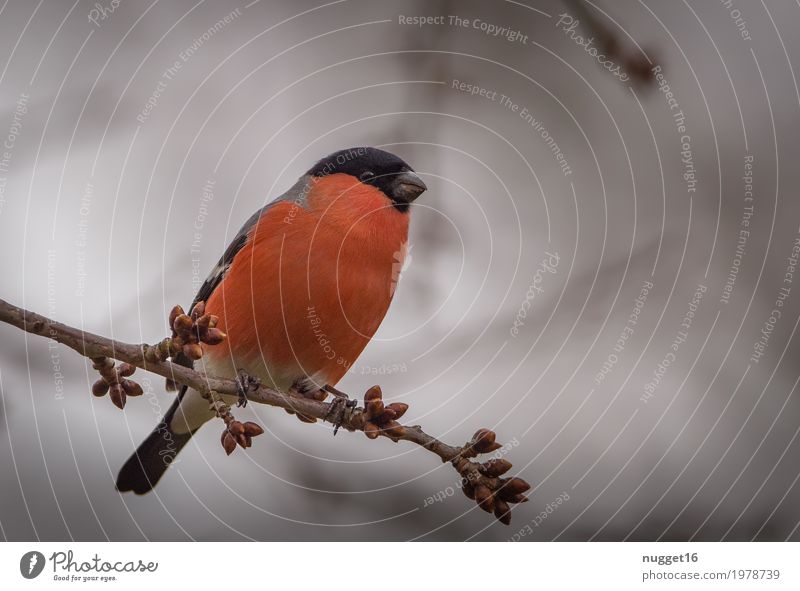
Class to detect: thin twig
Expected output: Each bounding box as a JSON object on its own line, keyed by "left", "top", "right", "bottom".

{"left": 0, "top": 297, "right": 458, "bottom": 455}
{"left": 0, "top": 296, "right": 530, "bottom": 523}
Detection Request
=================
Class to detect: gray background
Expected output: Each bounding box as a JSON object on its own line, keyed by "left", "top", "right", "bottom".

{"left": 1, "top": 0, "right": 799, "bottom": 541}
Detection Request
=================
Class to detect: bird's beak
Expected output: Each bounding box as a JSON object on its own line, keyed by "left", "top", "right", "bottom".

{"left": 392, "top": 171, "right": 427, "bottom": 203}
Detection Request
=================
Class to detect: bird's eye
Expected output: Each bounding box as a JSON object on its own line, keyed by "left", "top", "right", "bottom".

{"left": 360, "top": 171, "right": 375, "bottom": 182}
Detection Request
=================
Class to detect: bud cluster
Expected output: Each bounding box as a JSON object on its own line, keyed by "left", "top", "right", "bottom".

{"left": 206, "top": 391, "right": 265, "bottom": 456}
{"left": 220, "top": 419, "right": 265, "bottom": 455}
{"left": 361, "top": 385, "right": 408, "bottom": 440}
{"left": 169, "top": 301, "right": 226, "bottom": 359}
{"left": 455, "top": 428, "right": 532, "bottom": 525}
{"left": 140, "top": 301, "right": 226, "bottom": 390}
{"left": 91, "top": 358, "right": 143, "bottom": 410}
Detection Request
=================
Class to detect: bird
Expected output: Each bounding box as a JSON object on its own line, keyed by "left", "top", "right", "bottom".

{"left": 116, "top": 147, "right": 427, "bottom": 494}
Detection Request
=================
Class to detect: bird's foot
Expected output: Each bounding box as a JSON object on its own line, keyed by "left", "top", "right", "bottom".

{"left": 235, "top": 369, "right": 261, "bottom": 408}
{"left": 324, "top": 391, "right": 358, "bottom": 436}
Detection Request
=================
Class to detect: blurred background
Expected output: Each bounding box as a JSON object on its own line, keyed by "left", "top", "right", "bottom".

{"left": 1, "top": 0, "right": 799, "bottom": 541}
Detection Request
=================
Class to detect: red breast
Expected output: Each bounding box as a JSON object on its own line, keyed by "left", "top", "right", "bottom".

{"left": 203, "top": 173, "right": 409, "bottom": 388}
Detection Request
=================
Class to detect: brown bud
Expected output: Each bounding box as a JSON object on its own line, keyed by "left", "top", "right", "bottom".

{"left": 494, "top": 499, "right": 512, "bottom": 525}
{"left": 221, "top": 431, "right": 236, "bottom": 455}
{"left": 506, "top": 493, "right": 529, "bottom": 504}
{"left": 364, "top": 422, "right": 380, "bottom": 439}
{"left": 380, "top": 408, "right": 397, "bottom": 421}
{"left": 473, "top": 428, "right": 496, "bottom": 445}
{"left": 121, "top": 379, "right": 143, "bottom": 397}
{"left": 183, "top": 343, "right": 203, "bottom": 360}
{"left": 195, "top": 314, "right": 212, "bottom": 330}
{"left": 228, "top": 421, "right": 245, "bottom": 436}
{"left": 244, "top": 435, "right": 252, "bottom": 448}
{"left": 173, "top": 314, "right": 193, "bottom": 332}
{"left": 296, "top": 413, "right": 317, "bottom": 423}
{"left": 190, "top": 301, "right": 206, "bottom": 320}
{"left": 169, "top": 305, "right": 185, "bottom": 327}
{"left": 365, "top": 399, "right": 384, "bottom": 420}
{"left": 206, "top": 315, "right": 218, "bottom": 328}
{"left": 117, "top": 363, "right": 136, "bottom": 377}
{"left": 474, "top": 484, "right": 494, "bottom": 513}
{"left": 203, "top": 328, "right": 226, "bottom": 346}
{"left": 480, "top": 496, "right": 496, "bottom": 514}
{"left": 479, "top": 459, "right": 512, "bottom": 477}
{"left": 504, "top": 477, "right": 531, "bottom": 495}
{"left": 364, "top": 385, "right": 382, "bottom": 403}
{"left": 109, "top": 384, "right": 126, "bottom": 409}
{"left": 386, "top": 402, "right": 408, "bottom": 419}
{"left": 462, "top": 480, "right": 476, "bottom": 500}
{"left": 92, "top": 380, "right": 109, "bottom": 397}
{"left": 472, "top": 428, "right": 497, "bottom": 452}
{"left": 236, "top": 433, "right": 248, "bottom": 448}
{"left": 454, "top": 457, "right": 470, "bottom": 474}
{"left": 483, "top": 442, "right": 503, "bottom": 453}
{"left": 464, "top": 469, "right": 481, "bottom": 484}
{"left": 382, "top": 421, "right": 405, "bottom": 438}
{"left": 243, "top": 422, "right": 264, "bottom": 437}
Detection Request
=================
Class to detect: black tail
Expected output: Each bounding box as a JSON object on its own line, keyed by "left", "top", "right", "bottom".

{"left": 116, "top": 391, "right": 194, "bottom": 494}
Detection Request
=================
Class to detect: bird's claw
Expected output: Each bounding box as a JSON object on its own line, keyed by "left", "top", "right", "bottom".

{"left": 325, "top": 395, "right": 358, "bottom": 435}
{"left": 236, "top": 369, "right": 260, "bottom": 408}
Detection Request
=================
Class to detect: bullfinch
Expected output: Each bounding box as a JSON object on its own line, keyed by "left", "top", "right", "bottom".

{"left": 116, "top": 147, "right": 427, "bottom": 494}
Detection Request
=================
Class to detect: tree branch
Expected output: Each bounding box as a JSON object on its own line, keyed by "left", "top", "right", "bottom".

{"left": 0, "top": 296, "right": 530, "bottom": 524}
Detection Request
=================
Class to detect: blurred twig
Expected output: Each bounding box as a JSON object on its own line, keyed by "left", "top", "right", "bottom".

{"left": 562, "top": 0, "right": 655, "bottom": 86}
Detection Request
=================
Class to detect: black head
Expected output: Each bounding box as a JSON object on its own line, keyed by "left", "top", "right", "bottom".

{"left": 307, "top": 147, "right": 427, "bottom": 212}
